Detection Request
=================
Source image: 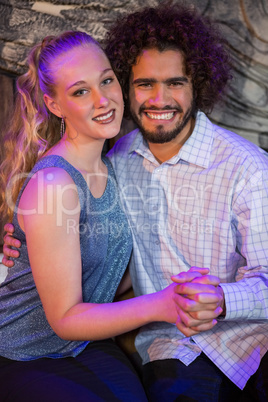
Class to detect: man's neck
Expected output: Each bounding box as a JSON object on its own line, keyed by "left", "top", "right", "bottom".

{"left": 148, "top": 117, "right": 195, "bottom": 164}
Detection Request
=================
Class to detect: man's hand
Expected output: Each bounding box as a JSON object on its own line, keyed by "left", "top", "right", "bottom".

{"left": 2, "top": 223, "right": 20, "bottom": 267}
{"left": 172, "top": 267, "right": 225, "bottom": 337}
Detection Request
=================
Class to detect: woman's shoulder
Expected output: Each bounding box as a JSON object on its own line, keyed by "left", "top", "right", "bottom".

{"left": 19, "top": 162, "right": 78, "bottom": 212}
{"left": 27, "top": 159, "right": 76, "bottom": 191}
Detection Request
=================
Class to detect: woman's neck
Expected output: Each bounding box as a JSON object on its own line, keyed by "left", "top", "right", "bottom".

{"left": 45, "top": 136, "right": 106, "bottom": 174}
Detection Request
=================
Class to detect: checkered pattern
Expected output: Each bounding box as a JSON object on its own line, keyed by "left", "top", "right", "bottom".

{"left": 108, "top": 111, "right": 268, "bottom": 390}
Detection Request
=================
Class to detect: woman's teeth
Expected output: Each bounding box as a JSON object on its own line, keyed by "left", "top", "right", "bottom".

{"left": 94, "top": 110, "right": 113, "bottom": 121}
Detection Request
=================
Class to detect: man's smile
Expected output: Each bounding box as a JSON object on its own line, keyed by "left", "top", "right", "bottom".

{"left": 145, "top": 111, "right": 176, "bottom": 120}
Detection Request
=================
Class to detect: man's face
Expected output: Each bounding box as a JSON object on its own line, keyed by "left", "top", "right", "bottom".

{"left": 129, "top": 48, "right": 194, "bottom": 144}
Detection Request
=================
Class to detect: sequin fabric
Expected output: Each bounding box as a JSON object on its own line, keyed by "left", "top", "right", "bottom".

{"left": 0, "top": 155, "right": 132, "bottom": 360}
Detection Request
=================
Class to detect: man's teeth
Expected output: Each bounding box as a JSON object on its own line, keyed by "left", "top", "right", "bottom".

{"left": 146, "top": 112, "right": 174, "bottom": 120}
{"left": 94, "top": 110, "right": 113, "bottom": 121}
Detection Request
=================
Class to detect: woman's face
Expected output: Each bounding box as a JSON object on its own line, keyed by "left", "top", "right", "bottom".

{"left": 50, "top": 43, "right": 124, "bottom": 142}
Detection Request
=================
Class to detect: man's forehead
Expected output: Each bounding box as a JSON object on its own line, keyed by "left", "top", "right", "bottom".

{"left": 136, "top": 47, "right": 184, "bottom": 61}
{"left": 130, "top": 47, "right": 186, "bottom": 78}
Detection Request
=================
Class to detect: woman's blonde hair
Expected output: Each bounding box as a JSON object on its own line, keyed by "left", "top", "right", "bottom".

{"left": 0, "top": 31, "right": 100, "bottom": 221}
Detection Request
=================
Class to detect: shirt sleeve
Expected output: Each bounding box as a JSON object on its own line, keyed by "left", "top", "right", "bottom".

{"left": 220, "top": 166, "right": 268, "bottom": 321}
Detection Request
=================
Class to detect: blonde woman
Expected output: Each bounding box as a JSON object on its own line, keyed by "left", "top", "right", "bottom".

{"left": 0, "top": 31, "right": 181, "bottom": 401}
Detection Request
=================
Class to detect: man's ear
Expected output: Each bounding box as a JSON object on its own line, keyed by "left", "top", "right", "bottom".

{"left": 43, "top": 94, "right": 62, "bottom": 118}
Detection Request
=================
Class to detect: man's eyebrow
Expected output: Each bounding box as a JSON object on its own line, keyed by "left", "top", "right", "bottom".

{"left": 132, "top": 76, "right": 189, "bottom": 85}
{"left": 132, "top": 78, "right": 157, "bottom": 85}
{"left": 165, "top": 76, "right": 189, "bottom": 84}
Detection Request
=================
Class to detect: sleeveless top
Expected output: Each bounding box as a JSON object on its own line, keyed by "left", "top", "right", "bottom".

{"left": 0, "top": 155, "right": 132, "bottom": 361}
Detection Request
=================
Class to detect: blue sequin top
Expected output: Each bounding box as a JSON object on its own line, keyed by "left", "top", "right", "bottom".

{"left": 0, "top": 155, "right": 132, "bottom": 361}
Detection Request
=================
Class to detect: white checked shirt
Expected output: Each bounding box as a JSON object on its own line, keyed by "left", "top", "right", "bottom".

{"left": 108, "top": 111, "right": 268, "bottom": 390}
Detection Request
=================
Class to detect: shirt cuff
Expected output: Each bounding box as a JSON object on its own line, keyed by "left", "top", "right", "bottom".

{"left": 219, "top": 282, "right": 250, "bottom": 320}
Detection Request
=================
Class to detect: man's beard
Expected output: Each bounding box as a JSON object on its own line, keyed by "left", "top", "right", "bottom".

{"left": 130, "top": 101, "right": 195, "bottom": 144}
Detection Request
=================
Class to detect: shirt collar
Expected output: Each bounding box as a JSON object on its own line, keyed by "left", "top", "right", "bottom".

{"left": 128, "top": 111, "right": 214, "bottom": 168}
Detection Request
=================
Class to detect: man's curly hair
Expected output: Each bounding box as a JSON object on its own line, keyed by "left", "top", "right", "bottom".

{"left": 105, "top": 1, "right": 232, "bottom": 118}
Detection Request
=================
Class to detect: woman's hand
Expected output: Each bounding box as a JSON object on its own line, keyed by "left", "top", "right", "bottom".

{"left": 150, "top": 282, "right": 181, "bottom": 324}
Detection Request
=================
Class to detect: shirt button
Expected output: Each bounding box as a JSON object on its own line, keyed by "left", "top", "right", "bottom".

{"left": 152, "top": 205, "right": 158, "bottom": 211}
{"left": 155, "top": 240, "right": 160, "bottom": 245}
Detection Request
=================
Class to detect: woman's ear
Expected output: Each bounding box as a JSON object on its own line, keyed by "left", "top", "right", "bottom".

{"left": 43, "top": 94, "right": 62, "bottom": 118}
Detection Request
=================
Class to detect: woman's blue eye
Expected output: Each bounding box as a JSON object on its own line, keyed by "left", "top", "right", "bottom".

{"left": 73, "top": 89, "right": 88, "bottom": 96}
{"left": 102, "top": 78, "right": 113, "bottom": 85}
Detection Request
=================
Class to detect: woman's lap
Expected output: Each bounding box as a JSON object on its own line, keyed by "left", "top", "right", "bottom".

{"left": 0, "top": 339, "right": 147, "bottom": 401}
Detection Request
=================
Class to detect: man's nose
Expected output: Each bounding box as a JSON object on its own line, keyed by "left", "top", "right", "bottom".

{"left": 148, "top": 84, "right": 169, "bottom": 107}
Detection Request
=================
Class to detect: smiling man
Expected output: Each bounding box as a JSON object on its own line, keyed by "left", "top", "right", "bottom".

{"left": 105, "top": 2, "right": 268, "bottom": 401}
{"left": 129, "top": 48, "right": 194, "bottom": 151}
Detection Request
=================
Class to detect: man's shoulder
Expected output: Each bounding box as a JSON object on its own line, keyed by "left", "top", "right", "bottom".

{"left": 107, "top": 128, "right": 140, "bottom": 158}
{"left": 212, "top": 123, "right": 268, "bottom": 170}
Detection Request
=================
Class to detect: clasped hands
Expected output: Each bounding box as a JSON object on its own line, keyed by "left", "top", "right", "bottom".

{"left": 3, "top": 224, "right": 224, "bottom": 338}
{"left": 171, "top": 267, "right": 225, "bottom": 337}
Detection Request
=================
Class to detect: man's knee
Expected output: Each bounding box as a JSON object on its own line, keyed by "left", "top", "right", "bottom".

{"left": 142, "top": 356, "right": 241, "bottom": 402}
{"left": 241, "top": 351, "right": 268, "bottom": 402}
